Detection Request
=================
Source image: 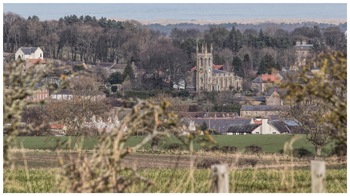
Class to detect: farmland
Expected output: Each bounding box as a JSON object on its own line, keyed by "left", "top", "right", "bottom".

{"left": 4, "top": 135, "right": 345, "bottom": 193}
{"left": 4, "top": 167, "right": 347, "bottom": 193}
{"left": 8, "top": 134, "right": 335, "bottom": 155}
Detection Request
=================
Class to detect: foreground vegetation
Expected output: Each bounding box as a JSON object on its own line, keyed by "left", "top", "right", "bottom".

{"left": 4, "top": 167, "right": 346, "bottom": 193}
{"left": 9, "top": 134, "right": 335, "bottom": 156}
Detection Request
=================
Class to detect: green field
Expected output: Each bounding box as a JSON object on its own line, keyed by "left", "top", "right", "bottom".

{"left": 8, "top": 134, "right": 335, "bottom": 156}
{"left": 3, "top": 167, "right": 346, "bottom": 193}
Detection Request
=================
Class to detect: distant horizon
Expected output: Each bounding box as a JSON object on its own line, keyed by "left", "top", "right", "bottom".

{"left": 3, "top": 3, "right": 347, "bottom": 24}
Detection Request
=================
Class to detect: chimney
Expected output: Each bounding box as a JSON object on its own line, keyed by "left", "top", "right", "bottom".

{"left": 261, "top": 119, "right": 268, "bottom": 134}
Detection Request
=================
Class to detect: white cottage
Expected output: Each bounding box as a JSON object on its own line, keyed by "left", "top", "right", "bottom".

{"left": 15, "top": 47, "right": 44, "bottom": 61}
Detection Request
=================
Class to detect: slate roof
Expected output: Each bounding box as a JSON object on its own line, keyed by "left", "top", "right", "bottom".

{"left": 251, "top": 77, "right": 264, "bottom": 83}
{"left": 265, "top": 86, "right": 286, "bottom": 97}
{"left": 185, "top": 118, "right": 251, "bottom": 133}
{"left": 213, "top": 69, "right": 227, "bottom": 74}
{"left": 241, "top": 105, "right": 290, "bottom": 111}
{"left": 295, "top": 44, "right": 313, "bottom": 50}
{"left": 232, "top": 96, "right": 266, "bottom": 102}
{"left": 20, "top": 47, "right": 38, "bottom": 55}
{"left": 226, "top": 124, "right": 260, "bottom": 133}
{"left": 51, "top": 89, "right": 73, "bottom": 95}
{"left": 268, "top": 120, "right": 290, "bottom": 133}
{"left": 98, "top": 62, "right": 114, "bottom": 68}
{"left": 110, "top": 63, "right": 127, "bottom": 70}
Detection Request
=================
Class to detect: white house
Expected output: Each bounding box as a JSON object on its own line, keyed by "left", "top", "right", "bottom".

{"left": 15, "top": 47, "right": 44, "bottom": 61}
{"left": 226, "top": 118, "right": 291, "bottom": 135}
{"left": 50, "top": 89, "right": 74, "bottom": 100}
{"left": 173, "top": 79, "right": 186, "bottom": 90}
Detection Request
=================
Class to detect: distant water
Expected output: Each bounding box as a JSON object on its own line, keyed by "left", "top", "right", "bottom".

{"left": 3, "top": 3, "right": 347, "bottom": 21}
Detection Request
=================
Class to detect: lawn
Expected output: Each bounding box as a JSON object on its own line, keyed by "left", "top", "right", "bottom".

{"left": 8, "top": 134, "right": 335, "bottom": 156}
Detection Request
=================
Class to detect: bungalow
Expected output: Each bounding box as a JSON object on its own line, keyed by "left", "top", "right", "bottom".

{"left": 226, "top": 118, "right": 299, "bottom": 135}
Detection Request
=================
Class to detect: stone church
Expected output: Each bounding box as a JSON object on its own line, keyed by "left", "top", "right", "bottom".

{"left": 188, "top": 43, "right": 243, "bottom": 92}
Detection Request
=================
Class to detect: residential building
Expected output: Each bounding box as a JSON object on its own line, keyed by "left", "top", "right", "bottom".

{"left": 26, "top": 88, "right": 49, "bottom": 102}
{"left": 251, "top": 72, "right": 283, "bottom": 93}
{"left": 50, "top": 89, "right": 74, "bottom": 100}
{"left": 240, "top": 105, "right": 290, "bottom": 118}
{"left": 15, "top": 47, "right": 43, "bottom": 61}
{"left": 226, "top": 118, "right": 297, "bottom": 135}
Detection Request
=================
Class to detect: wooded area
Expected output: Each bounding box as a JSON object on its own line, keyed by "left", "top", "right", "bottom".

{"left": 4, "top": 12, "right": 347, "bottom": 84}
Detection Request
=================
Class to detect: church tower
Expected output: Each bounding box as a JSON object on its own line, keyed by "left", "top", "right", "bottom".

{"left": 196, "top": 42, "right": 213, "bottom": 91}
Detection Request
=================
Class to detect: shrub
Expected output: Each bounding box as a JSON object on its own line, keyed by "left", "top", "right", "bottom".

{"left": 188, "top": 105, "right": 199, "bottom": 112}
{"left": 177, "top": 90, "right": 190, "bottom": 97}
{"left": 333, "top": 143, "right": 347, "bottom": 157}
{"left": 165, "top": 143, "right": 183, "bottom": 151}
{"left": 293, "top": 148, "right": 313, "bottom": 158}
{"left": 196, "top": 159, "right": 221, "bottom": 169}
{"left": 245, "top": 145, "right": 262, "bottom": 154}
{"left": 220, "top": 146, "right": 237, "bottom": 153}
{"left": 210, "top": 145, "right": 221, "bottom": 152}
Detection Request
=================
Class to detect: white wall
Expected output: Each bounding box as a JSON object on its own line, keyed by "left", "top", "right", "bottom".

{"left": 15, "top": 47, "right": 43, "bottom": 60}
{"left": 261, "top": 119, "right": 279, "bottom": 134}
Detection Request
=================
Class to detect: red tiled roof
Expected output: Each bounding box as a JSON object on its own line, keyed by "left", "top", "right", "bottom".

{"left": 260, "top": 74, "right": 281, "bottom": 83}
{"left": 190, "top": 64, "right": 224, "bottom": 72}
{"left": 50, "top": 124, "right": 64, "bottom": 129}
{"left": 27, "top": 58, "right": 46, "bottom": 64}
{"left": 213, "top": 64, "right": 224, "bottom": 70}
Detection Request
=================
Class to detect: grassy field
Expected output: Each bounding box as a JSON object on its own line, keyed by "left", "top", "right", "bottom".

{"left": 8, "top": 135, "right": 335, "bottom": 156}
{"left": 3, "top": 167, "right": 346, "bottom": 193}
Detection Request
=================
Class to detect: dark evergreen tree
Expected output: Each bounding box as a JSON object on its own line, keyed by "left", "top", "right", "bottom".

{"left": 200, "top": 121, "right": 208, "bottom": 131}
{"left": 232, "top": 56, "right": 243, "bottom": 77}
{"left": 108, "top": 72, "right": 124, "bottom": 84}
{"left": 257, "top": 54, "right": 276, "bottom": 75}
{"left": 122, "top": 62, "right": 135, "bottom": 81}
{"left": 242, "top": 54, "right": 252, "bottom": 78}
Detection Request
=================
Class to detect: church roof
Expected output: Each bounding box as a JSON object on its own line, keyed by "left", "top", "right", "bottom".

{"left": 190, "top": 64, "right": 224, "bottom": 72}
{"left": 212, "top": 69, "right": 227, "bottom": 74}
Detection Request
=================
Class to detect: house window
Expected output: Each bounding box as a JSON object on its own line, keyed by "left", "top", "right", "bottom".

{"left": 272, "top": 132, "right": 276, "bottom": 134}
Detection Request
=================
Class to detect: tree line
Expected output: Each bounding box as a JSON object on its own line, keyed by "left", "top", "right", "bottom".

{"left": 3, "top": 12, "right": 347, "bottom": 88}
